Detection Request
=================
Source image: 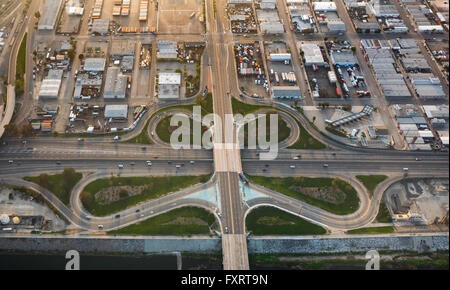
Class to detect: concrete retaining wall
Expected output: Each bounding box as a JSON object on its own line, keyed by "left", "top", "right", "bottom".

{"left": 0, "top": 234, "right": 447, "bottom": 254}
{"left": 0, "top": 236, "right": 222, "bottom": 253}
{"left": 247, "top": 235, "right": 449, "bottom": 254}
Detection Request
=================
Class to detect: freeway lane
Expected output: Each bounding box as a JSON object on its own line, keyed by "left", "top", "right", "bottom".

{"left": 0, "top": 159, "right": 214, "bottom": 177}
{"left": 207, "top": 0, "right": 249, "bottom": 270}
{"left": 242, "top": 159, "right": 449, "bottom": 175}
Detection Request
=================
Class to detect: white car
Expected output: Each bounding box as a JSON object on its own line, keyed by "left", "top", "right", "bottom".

{"left": 289, "top": 165, "right": 295, "bottom": 169}
{"left": 118, "top": 164, "right": 124, "bottom": 169}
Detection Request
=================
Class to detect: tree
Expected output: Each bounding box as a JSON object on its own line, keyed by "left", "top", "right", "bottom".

{"left": 34, "top": 11, "right": 40, "bottom": 19}
{"left": 21, "top": 123, "right": 34, "bottom": 137}
{"left": 80, "top": 191, "right": 94, "bottom": 209}
{"left": 38, "top": 173, "right": 51, "bottom": 189}
{"left": 312, "top": 116, "right": 316, "bottom": 124}
{"left": 3, "top": 123, "right": 20, "bottom": 137}
{"left": 78, "top": 54, "right": 84, "bottom": 61}
{"left": 67, "top": 49, "right": 75, "bottom": 61}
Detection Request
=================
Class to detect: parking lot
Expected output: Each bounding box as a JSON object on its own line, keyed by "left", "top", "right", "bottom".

{"left": 157, "top": 0, "right": 204, "bottom": 34}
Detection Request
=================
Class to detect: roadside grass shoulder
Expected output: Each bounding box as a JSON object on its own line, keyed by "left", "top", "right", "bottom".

{"left": 81, "top": 174, "right": 212, "bottom": 216}
{"left": 108, "top": 206, "right": 216, "bottom": 236}
{"left": 247, "top": 175, "right": 359, "bottom": 215}
{"left": 346, "top": 226, "right": 395, "bottom": 234}
{"left": 24, "top": 169, "right": 82, "bottom": 206}
{"left": 356, "top": 175, "right": 388, "bottom": 196}
{"left": 246, "top": 206, "right": 326, "bottom": 235}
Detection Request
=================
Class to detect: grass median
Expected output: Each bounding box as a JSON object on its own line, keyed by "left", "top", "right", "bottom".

{"left": 247, "top": 175, "right": 360, "bottom": 215}
{"left": 80, "top": 174, "right": 212, "bottom": 216}
{"left": 356, "top": 175, "right": 392, "bottom": 223}
{"left": 24, "top": 168, "right": 82, "bottom": 206}
{"left": 287, "top": 120, "right": 326, "bottom": 149}
{"left": 108, "top": 206, "right": 216, "bottom": 236}
{"left": 246, "top": 206, "right": 326, "bottom": 235}
{"left": 347, "top": 226, "right": 395, "bottom": 234}
{"left": 15, "top": 33, "right": 27, "bottom": 96}
{"left": 356, "top": 175, "right": 388, "bottom": 196}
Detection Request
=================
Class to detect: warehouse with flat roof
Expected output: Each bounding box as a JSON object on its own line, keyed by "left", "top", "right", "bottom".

{"left": 105, "top": 104, "right": 128, "bottom": 119}
{"left": 38, "top": 0, "right": 64, "bottom": 30}
{"left": 38, "top": 70, "right": 63, "bottom": 99}
{"left": 83, "top": 58, "right": 106, "bottom": 72}
{"left": 104, "top": 67, "right": 128, "bottom": 99}
{"left": 158, "top": 73, "right": 181, "bottom": 99}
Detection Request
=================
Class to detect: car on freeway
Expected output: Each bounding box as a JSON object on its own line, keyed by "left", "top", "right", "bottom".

{"left": 323, "top": 164, "right": 329, "bottom": 167}
{"left": 115, "top": 214, "right": 120, "bottom": 219}
{"left": 8, "top": 160, "right": 13, "bottom": 164}
{"left": 118, "top": 164, "right": 124, "bottom": 169}
{"left": 97, "top": 225, "right": 104, "bottom": 230}
{"left": 415, "top": 158, "right": 421, "bottom": 161}
{"left": 290, "top": 165, "right": 295, "bottom": 169}
{"left": 190, "top": 161, "right": 195, "bottom": 164}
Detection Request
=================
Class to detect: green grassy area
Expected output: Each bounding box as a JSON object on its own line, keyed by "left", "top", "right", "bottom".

{"left": 347, "top": 226, "right": 395, "bottom": 234}
{"left": 287, "top": 120, "right": 326, "bottom": 149}
{"left": 24, "top": 169, "right": 82, "bottom": 206}
{"left": 108, "top": 207, "right": 216, "bottom": 236}
{"left": 125, "top": 93, "right": 213, "bottom": 144}
{"left": 376, "top": 201, "right": 392, "bottom": 223}
{"left": 125, "top": 115, "right": 153, "bottom": 145}
{"left": 247, "top": 175, "right": 359, "bottom": 215}
{"left": 155, "top": 115, "right": 209, "bottom": 145}
{"left": 356, "top": 175, "right": 388, "bottom": 196}
{"left": 325, "top": 125, "right": 347, "bottom": 138}
{"left": 246, "top": 206, "right": 326, "bottom": 235}
{"left": 15, "top": 33, "right": 27, "bottom": 96}
{"left": 81, "top": 174, "right": 212, "bottom": 216}
{"left": 231, "top": 97, "right": 271, "bottom": 116}
{"left": 242, "top": 113, "right": 291, "bottom": 146}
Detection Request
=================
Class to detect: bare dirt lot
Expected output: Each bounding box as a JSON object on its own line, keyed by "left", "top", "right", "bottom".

{"left": 157, "top": 0, "right": 204, "bottom": 34}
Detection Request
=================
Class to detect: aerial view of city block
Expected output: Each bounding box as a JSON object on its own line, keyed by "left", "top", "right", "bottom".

{"left": 0, "top": 0, "right": 448, "bottom": 273}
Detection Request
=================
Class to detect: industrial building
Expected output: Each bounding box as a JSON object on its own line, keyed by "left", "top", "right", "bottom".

{"left": 411, "top": 75, "right": 447, "bottom": 99}
{"left": 83, "top": 58, "right": 106, "bottom": 72}
{"left": 366, "top": 0, "right": 399, "bottom": 18}
{"left": 158, "top": 73, "right": 181, "bottom": 99}
{"left": 38, "top": 70, "right": 63, "bottom": 99}
{"left": 257, "top": 9, "right": 284, "bottom": 34}
{"left": 299, "top": 42, "right": 327, "bottom": 66}
{"left": 38, "top": 0, "right": 64, "bottom": 30}
{"left": 272, "top": 86, "right": 301, "bottom": 99}
{"left": 330, "top": 51, "right": 357, "bottom": 66}
{"left": 103, "top": 67, "right": 128, "bottom": 99}
{"left": 259, "top": 0, "right": 277, "bottom": 9}
{"left": 361, "top": 39, "right": 412, "bottom": 99}
{"left": 105, "top": 104, "right": 128, "bottom": 119}
{"left": 92, "top": 19, "right": 110, "bottom": 35}
{"left": 110, "top": 40, "right": 136, "bottom": 57}
{"left": 157, "top": 40, "right": 178, "bottom": 60}
{"left": 270, "top": 53, "right": 292, "bottom": 62}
